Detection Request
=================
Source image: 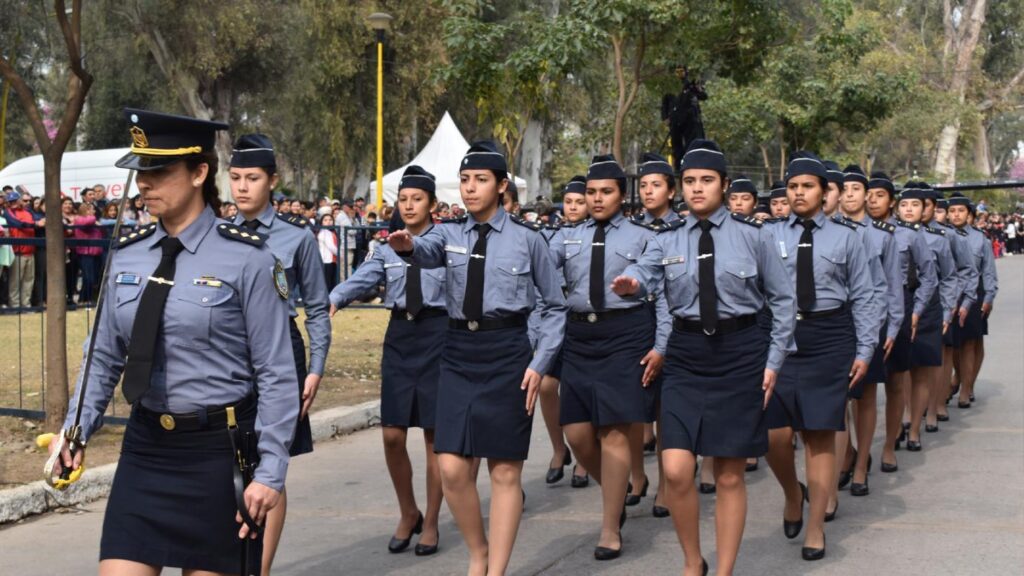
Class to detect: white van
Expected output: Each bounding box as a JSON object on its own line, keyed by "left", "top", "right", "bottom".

{"left": 0, "top": 148, "right": 138, "bottom": 202}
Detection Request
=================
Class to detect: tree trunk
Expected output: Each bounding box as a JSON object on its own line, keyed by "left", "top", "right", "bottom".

{"left": 43, "top": 153, "right": 69, "bottom": 432}
{"left": 759, "top": 144, "right": 772, "bottom": 190}
{"left": 972, "top": 117, "right": 991, "bottom": 177}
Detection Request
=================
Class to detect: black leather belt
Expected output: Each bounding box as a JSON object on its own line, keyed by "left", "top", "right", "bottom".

{"left": 391, "top": 307, "right": 448, "bottom": 322}
{"left": 569, "top": 305, "right": 645, "bottom": 324}
{"left": 796, "top": 306, "right": 846, "bottom": 321}
{"left": 673, "top": 314, "right": 756, "bottom": 335}
{"left": 136, "top": 395, "right": 256, "bottom": 432}
{"left": 449, "top": 315, "right": 527, "bottom": 332}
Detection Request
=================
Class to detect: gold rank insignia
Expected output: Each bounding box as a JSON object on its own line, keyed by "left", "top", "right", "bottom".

{"left": 130, "top": 125, "right": 149, "bottom": 148}
{"left": 273, "top": 259, "right": 289, "bottom": 299}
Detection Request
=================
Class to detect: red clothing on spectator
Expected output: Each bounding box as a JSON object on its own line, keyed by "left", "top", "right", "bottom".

{"left": 72, "top": 215, "right": 103, "bottom": 256}
{"left": 4, "top": 207, "right": 37, "bottom": 256}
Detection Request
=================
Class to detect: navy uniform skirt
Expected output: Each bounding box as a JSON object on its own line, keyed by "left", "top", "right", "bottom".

{"left": 855, "top": 325, "right": 888, "bottom": 399}
{"left": 380, "top": 310, "right": 447, "bottom": 429}
{"left": 911, "top": 292, "right": 944, "bottom": 367}
{"left": 101, "top": 400, "right": 256, "bottom": 573}
{"left": 434, "top": 324, "right": 534, "bottom": 461}
{"left": 644, "top": 303, "right": 663, "bottom": 422}
{"left": 959, "top": 289, "right": 986, "bottom": 341}
{"left": 886, "top": 290, "right": 915, "bottom": 374}
{"left": 767, "top": 309, "right": 855, "bottom": 432}
{"left": 288, "top": 319, "right": 314, "bottom": 456}
{"left": 661, "top": 321, "right": 768, "bottom": 458}
{"left": 561, "top": 307, "right": 654, "bottom": 427}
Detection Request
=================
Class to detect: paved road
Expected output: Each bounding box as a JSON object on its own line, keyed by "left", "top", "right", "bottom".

{"left": 2, "top": 258, "right": 1022, "bottom": 575}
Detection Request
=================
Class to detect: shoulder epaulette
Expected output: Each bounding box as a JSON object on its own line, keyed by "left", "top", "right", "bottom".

{"left": 762, "top": 216, "right": 786, "bottom": 225}
{"left": 558, "top": 219, "right": 584, "bottom": 229}
{"left": 629, "top": 218, "right": 661, "bottom": 231}
{"left": 732, "top": 212, "right": 764, "bottom": 228}
{"left": 656, "top": 219, "right": 686, "bottom": 233}
{"left": 113, "top": 223, "right": 157, "bottom": 249}
{"left": 439, "top": 215, "right": 468, "bottom": 225}
{"left": 925, "top": 225, "right": 945, "bottom": 236}
{"left": 896, "top": 219, "right": 921, "bottom": 231}
{"left": 217, "top": 222, "right": 266, "bottom": 247}
{"left": 276, "top": 213, "right": 308, "bottom": 228}
{"left": 509, "top": 214, "right": 543, "bottom": 231}
{"left": 971, "top": 225, "right": 982, "bottom": 232}
{"left": 956, "top": 227, "right": 968, "bottom": 237}
{"left": 872, "top": 220, "right": 896, "bottom": 233}
{"left": 829, "top": 214, "right": 858, "bottom": 230}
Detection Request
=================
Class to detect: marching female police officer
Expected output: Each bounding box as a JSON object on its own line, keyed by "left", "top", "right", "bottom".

{"left": 613, "top": 139, "right": 795, "bottom": 576}
{"left": 228, "top": 133, "right": 332, "bottom": 573}
{"left": 387, "top": 142, "right": 566, "bottom": 576}
{"left": 726, "top": 176, "right": 759, "bottom": 217}
{"left": 52, "top": 109, "right": 298, "bottom": 575}
{"left": 329, "top": 166, "right": 445, "bottom": 556}
{"left": 764, "top": 152, "right": 877, "bottom": 562}
{"left": 548, "top": 154, "right": 668, "bottom": 560}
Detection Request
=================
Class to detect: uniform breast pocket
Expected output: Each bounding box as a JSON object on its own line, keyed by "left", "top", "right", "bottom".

{"left": 113, "top": 283, "right": 143, "bottom": 334}
{"left": 495, "top": 258, "right": 532, "bottom": 303}
{"left": 818, "top": 250, "right": 847, "bottom": 283}
{"left": 445, "top": 252, "right": 469, "bottom": 301}
{"left": 720, "top": 258, "right": 758, "bottom": 301}
{"left": 663, "top": 260, "right": 693, "bottom": 308}
{"left": 165, "top": 285, "right": 235, "bottom": 350}
{"left": 562, "top": 244, "right": 583, "bottom": 290}
{"left": 384, "top": 262, "right": 407, "bottom": 286}
{"left": 423, "top": 267, "right": 446, "bottom": 304}
{"left": 611, "top": 246, "right": 640, "bottom": 275}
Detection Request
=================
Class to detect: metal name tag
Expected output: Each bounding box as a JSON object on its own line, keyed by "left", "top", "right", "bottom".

{"left": 115, "top": 272, "right": 141, "bottom": 285}
{"left": 779, "top": 241, "right": 788, "bottom": 259}
{"left": 444, "top": 245, "right": 468, "bottom": 255}
{"left": 383, "top": 262, "right": 404, "bottom": 269}
{"left": 563, "top": 239, "right": 582, "bottom": 245}
{"left": 192, "top": 277, "right": 223, "bottom": 288}
{"left": 661, "top": 255, "right": 685, "bottom": 265}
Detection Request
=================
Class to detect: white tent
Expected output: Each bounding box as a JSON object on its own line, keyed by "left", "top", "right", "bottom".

{"left": 0, "top": 148, "right": 139, "bottom": 202}
{"left": 371, "top": 112, "right": 526, "bottom": 207}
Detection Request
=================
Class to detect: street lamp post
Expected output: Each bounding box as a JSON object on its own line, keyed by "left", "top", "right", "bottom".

{"left": 368, "top": 12, "right": 393, "bottom": 211}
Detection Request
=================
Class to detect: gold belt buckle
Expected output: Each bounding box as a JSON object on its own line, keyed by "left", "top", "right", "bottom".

{"left": 587, "top": 312, "right": 598, "bottom": 323}
{"left": 159, "top": 414, "right": 176, "bottom": 431}
{"left": 467, "top": 320, "right": 479, "bottom": 331}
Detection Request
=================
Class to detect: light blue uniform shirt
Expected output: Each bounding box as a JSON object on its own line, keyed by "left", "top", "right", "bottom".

{"left": 921, "top": 224, "right": 959, "bottom": 323}
{"left": 549, "top": 211, "right": 671, "bottom": 354}
{"left": 234, "top": 204, "right": 331, "bottom": 376}
{"left": 770, "top": 211, "right": 879, "bottom": 362}
{"left": 409, "top": 207, "right": 567, "bottom": 374}
{"left": 623, "top": 206, "right": 796, "bottom": 372}
{"left": 890, "top": 217, "right": 939, "bottom": 317}
{"left": 63, "top": 207, "right": 298, "bottom": 490}
{"left": 849, "top": 216, "right": 904, "bottom": 338}
{"left": 961, "top": 225, "right": 998, "bottom": 304}
{"left": 937, "top": 221, "right": 980, "bottom": 307}
{"left": 329, "top": 227, "right": 446, "bottom": 311}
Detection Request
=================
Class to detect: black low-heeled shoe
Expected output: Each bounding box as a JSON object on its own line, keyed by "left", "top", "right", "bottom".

{"left": 850, "top": 479, "right": 869, "bottom": 496}
{"left": 958, "top": 401, "right": 971, "bottom": 409}
{"left": 571, "top": 470, "right": 590, "bottom": 488}
{"left": 838, "top": 448, "right": 856, "bottom": 490}
{"left": 652, "top": 504, "right": 670, "bottom": 518}
{"left": 625, "top": 476, "right": 649, "bottom": 506}
{"left": 801, "top": 535, "right": 826, "bottom": 561}
{"left": 925, "top": 424, "right": 939, "bottom": 433}
{"left": 594, "top": 536, "right": 622, "bottom": 561}
{"left": 783, "top": 482, "right": 808, "bottom": 539}
{"left": 414, "top": 534, "right": 439, "bottom": 556}
{"left": 880, "top": 461, "right": 898, "bottom": 473}
{"left": 643, "top": 435, "right": 657, "bottom": 453}
{"left": 906, "top": 440, "right": 922, "bottom": 451}
{"left": 745, "top": 458, "right": 759, "bottom": 472}
{"left": 698, "top": 482, "right": 716, "bottom": 494}
{"left": 388, "top": 513, "right": 424, "bottom": 553}
{"left": 824, "top": 500, "right": 838, "bottom": 522}
{"left": 545, "top": 450, "right": 572, "bottom": 484}
{"left": 937, "top": 413, "right": 950, "bottom": 422}
{"left": 969, "top": 392, "right": 975, "bottom": 402}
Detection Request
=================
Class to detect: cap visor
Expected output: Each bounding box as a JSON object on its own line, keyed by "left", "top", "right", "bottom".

{"left": 115, "top": 152, "right": 184, "bottom": 171}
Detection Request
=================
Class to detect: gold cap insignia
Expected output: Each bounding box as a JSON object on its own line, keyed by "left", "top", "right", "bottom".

{"left": 130, "top": 126, "right": 149, "bottom": 149}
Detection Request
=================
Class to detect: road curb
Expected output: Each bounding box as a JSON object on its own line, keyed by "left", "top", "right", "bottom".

{"left": 0, "top": 400, "right": 381, "bottom": 525}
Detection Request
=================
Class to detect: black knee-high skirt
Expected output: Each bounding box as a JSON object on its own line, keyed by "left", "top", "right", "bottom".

{"left": 644, "top": 303, "right": 664, "bottom": 422}
{"left": 434, "top": 324, "right": 533, "bottom": 461}
{"left": 886, "top": 290, "right": 915, "bottom": 374}
{"left": 661, "top": 322, "right": 768, "bottom": 458}
{"left": 767, "top": 309, "right": 855, "bottom": 432}
{"left": 560, "top": 307, "right": 654, "bottom": 427}
{"left": 288, "top": 318, "right": 314, "bottom": 456}
{"left": 380, "top": 312, "right": 447, "bottom": 429}
{"left": 100, "top": 401, "right": 257, "bottom": 573}
{"left": 958, "top": 289, "right": 986, "bottom": 341}
{"left": 911, "top": 292, "right": 944, "bottom": 367}
{"left": 856, "top": 325, "right": 888, "bottom": 398}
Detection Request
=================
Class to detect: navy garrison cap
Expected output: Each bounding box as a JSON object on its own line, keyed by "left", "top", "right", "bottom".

{"left": 843, "top": 164, "right": 868, "bottom": 187}
{"left": 680, "top": 139, "right": 727, "bottom": 175}
{"left": 461, "top": 141, "right": 507, "bottom": 173}
{"left": 755, "top": 200, "right": 772, "bottom": 215}
{"left": 947, "top": 192, "right": 971, "bottom": 208}
{"left": 868, "top": 171, "right": 895, "bottom": 195}
{"left": 230, "top": 133, "right": 276, "bottom": 169}
{"left": 823, "top": 160, "right": 844, "bottom": 187}
{"left": 936, "top": 194, "right": 949, "bottom": 209}
{"left": 564, "top": 175, "right": 586, "bottom": 195}
{"left": 638, "top": 152, "right": 674, "bottom": 177}
{"left": 899, "top": 180, "right": 928, "bottom": 201}
{"left": 398, "top": 165, "right": 436, "bottom": 195}
{"left": 587, "top": 155, "right": 626, "bottom": 181}
{"left": 919, "top": 181, "right": 939, "bottom": 202}
{"left": 115, "top": 108, "right": 228, "bottom": 171}
{"left": 784, "top": 150, "right": 828, "bottom": 183}
{"left": 727, "top": 175, "right": 758, "bottom": 196}
{"left": 769, "top": 180, "right": 787, "bottom": 199}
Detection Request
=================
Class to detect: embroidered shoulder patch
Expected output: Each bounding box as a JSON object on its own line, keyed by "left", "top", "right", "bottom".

{"left": 273, "top": 259, "right": 289, "bottom": 299}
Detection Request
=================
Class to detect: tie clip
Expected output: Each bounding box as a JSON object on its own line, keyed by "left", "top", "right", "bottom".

{"left": 591, "top": 242, "right": 605, "bottom": 246}
{"left": 697, "top": 253, "right": 713, "bottom": 260}
{"left": 469, "top": 254, "right": 486, "bottom": 259}
{"left": 148, "top": 276, "right": 174, "bottom": 286}
{"left": 798, "top": 243, "right": 813, "bottom": 248}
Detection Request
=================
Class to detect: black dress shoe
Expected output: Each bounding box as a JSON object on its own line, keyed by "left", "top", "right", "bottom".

{"left": 838, "top": 448, "right": 856, "bottom": 490}
{"left": 652, "top": 504, "right": 670, "bottom": 518}
{"left": 746, "top": 458, "right": 759, "bottom": 472}
{"left": 880, "top": 461, "right": 898, "bottom": 473}
{"left": 414, "top": 535, "right": 439, "bottom": 556}
{"left": 545, "top": 450, "right": 572, "bottom": 484}
{"left": 625, "top": 476, "right": 649, "bottom": 506}
{"left": 801, "top": 535, "right": 826, "bottom": 561}
{"left": 699, "top": 482, "right": 716, "bottom": 494}
{"left": 850, "top": 480, "right": 869, "bottom": 497}
{"left": 937, "top": 413, "right": 950, "bottom": 422}
{"left": 969, "top": 392, "right": 975, "bottom": 402}
{"left": 824, "top": 500, "right": 838, "bottom": 523}
{"left": 571, "top": 470, "right": 590, "bottom": 488}
{"left": 925, "top": 424, "right": 939, "bottom": 433}
{"left": 594, "top": 542, "right": 622, "bottom": 561}
{"left": 783, "top": 482, "right": 808, "bottom": 539}
{"left": 907, "top": 440, "right": 922, "bottom": 451}
{"left": 388, "top": 513, "right": 423, "bottom": 553}
{"left": 643, "top": 435, "right": 657, "bottom": 453}
{"left": 958, "top": 401, "right": 971, "bottom": 409}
